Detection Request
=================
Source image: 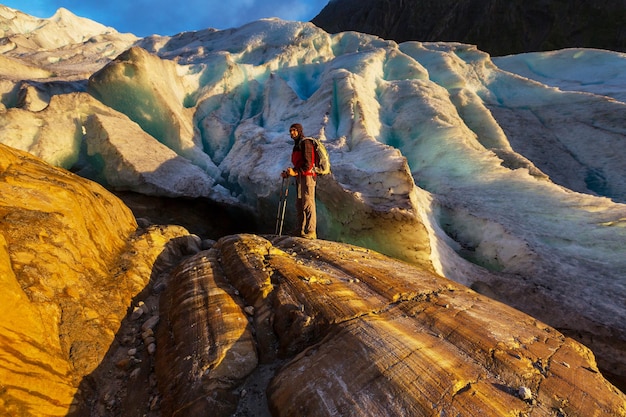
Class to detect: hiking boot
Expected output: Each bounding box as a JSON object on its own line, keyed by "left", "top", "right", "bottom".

{"left": 301, "top": 232, "right": 317, "bottom": 239}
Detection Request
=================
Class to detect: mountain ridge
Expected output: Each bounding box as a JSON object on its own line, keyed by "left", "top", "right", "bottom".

{"left": 312, "top": 0, "right": 626, "bottom": 56}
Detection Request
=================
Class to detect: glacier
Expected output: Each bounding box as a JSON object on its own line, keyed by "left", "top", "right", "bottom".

{"left": 0, "top": 7, "right": 625, "bottom": 385}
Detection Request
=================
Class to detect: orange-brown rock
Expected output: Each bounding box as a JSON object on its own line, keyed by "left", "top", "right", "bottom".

{"left": 0, "top": 144, "right": 192, "bottom": 416}
{"left": 156, "top": 234, "right": 626, "bottom": 416}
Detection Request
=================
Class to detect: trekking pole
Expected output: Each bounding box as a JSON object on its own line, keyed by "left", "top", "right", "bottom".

{"left": 279, "top": 177, "right": 290, "bottom": 235}
{"left": 275, "top": 177, "right": 290, "bottom": 235}
{"left": 275, "top": 177, "right": 285, "bottom": 235}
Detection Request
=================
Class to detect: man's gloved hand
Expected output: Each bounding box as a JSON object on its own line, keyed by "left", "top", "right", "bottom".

{"left": 281, "top": 167, "right": 297, "bottom": 178}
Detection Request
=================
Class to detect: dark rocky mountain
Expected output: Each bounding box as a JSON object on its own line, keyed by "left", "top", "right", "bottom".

{"left": 312, "top": 0, "right": 626, "bottom": 56}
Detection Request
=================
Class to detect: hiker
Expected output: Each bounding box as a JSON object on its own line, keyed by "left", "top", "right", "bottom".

{"left": 281, "top": 123, "right": 317, "bottom": 239}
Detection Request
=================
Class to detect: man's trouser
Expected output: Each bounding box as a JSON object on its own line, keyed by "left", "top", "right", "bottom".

{"left": 296, "top": 174, "right": 316, "bottom": 236}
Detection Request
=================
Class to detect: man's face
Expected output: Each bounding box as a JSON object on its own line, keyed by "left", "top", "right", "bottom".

{"left": 289, "top": 127, "right": 299, "bottom": 139}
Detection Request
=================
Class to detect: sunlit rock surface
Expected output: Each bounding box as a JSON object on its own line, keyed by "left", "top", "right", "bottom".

{"left": 0, "top": 144, "right": 192, "bottom": 415}
{"left": 156, "top": 233, "right": 626, "bottom": 416}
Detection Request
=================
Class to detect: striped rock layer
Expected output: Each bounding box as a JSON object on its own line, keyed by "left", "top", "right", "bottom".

{"left": 156, "top": 234, "right": 626, "bottom": 417}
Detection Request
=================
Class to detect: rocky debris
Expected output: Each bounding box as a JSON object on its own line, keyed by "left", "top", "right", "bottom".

{"left": 519, "top": 386, "right": 533, "bottom": 401}
{"left": 142, "top": 314, "right": 159, "bottom": 356}
{"left": 155, "top": 233, "right": 626, "bottom": 417}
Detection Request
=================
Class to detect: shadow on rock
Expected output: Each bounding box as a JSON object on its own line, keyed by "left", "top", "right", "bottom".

{"left": 70, "top": 232, "right": 208, "bottom": 417}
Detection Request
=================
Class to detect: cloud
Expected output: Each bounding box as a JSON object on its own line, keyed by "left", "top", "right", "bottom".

{"left": 2, "top": 0, "right": 330, "bottom": 37}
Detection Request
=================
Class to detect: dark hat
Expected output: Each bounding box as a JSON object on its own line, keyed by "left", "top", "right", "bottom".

{"left": 290, "top": 123, "right": 303, "bottom": 135}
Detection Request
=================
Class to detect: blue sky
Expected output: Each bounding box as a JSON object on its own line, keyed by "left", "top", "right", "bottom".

{"left": 2, "top": 0, "right": 331, "bottom": 37}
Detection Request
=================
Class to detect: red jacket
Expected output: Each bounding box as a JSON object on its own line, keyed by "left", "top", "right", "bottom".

{"left": 291, "top": 138, "right": 316, "bottom": 176}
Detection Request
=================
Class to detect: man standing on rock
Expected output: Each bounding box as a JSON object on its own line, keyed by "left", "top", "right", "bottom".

{"left": 282, "top": 123, "right": 317, "bottom": 239}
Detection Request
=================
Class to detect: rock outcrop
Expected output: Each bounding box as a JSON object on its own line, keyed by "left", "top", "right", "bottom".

{"left": 0, "top": 143, "right": 194, "bottom": 415}
{"left": 154, "top": 233, "right": 626, "bottom": 416}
